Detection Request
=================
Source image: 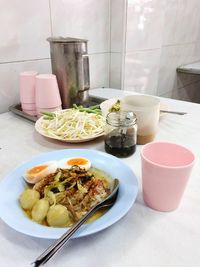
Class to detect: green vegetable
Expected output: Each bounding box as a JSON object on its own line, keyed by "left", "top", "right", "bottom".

{"left": 70, "top": 85, "right": 78, "bottom": 98}
{"left": 41, "top": 111, "right": 56, "bottom": 117}
{"left": 54, "top": 170, "right": 63, "bottom": 182}
{"left": 41, "top": 111, "right": 56, "bottom": 120}
{"left": 88, "top": 104, "right": 100, "bottom": 110}
{"left": 72, "top": 104, "right": 101, "bottom": 114}
{"left": 43, "top": 116, "right": 54, "bottom": 120}
{"left": 109, "top": 99, "right": 121, "bottom": 112}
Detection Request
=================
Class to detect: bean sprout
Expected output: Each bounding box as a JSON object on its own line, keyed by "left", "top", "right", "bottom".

{"left": 38, "top": 109, "right": 105, "bottom": 140}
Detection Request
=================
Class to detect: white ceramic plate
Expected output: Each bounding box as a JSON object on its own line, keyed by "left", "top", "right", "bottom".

{"left": 0, "top": 149, "right": 138, "bottom": 239}
{"left": 35, "top": 110, "right": 105, "bottom": 143}
{"left": 35, "top": 119, "right": 104, "bottom": 143}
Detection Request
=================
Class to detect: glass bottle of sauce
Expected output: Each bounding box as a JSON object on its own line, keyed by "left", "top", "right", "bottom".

{"left": 104, "top": 111, "right": 137, "bottom": 157}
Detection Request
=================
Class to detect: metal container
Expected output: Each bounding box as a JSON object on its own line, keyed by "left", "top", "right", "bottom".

{"left": 47, "top": 37, "right": 90, "bottom": 108}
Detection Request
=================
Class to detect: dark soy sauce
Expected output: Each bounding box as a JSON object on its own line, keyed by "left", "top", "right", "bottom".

{"left": 105, "top": 135, "right": 136, "bottom": 158}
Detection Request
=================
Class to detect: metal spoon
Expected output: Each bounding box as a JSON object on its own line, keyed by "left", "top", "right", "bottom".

{"left": 32, "top": 178, "right": 119, "bottom": 267}
{"left": 160, "top": 110, "right": 187, "bottom": 115}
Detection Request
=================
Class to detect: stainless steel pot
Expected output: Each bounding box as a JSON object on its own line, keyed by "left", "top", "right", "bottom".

{"left": 47, "top": 37, "right": 90, "bottom": 108}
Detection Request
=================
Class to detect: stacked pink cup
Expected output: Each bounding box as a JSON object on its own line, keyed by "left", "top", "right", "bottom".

{"left": 35, "top": 74, "right": 62, "bottom": 117}
{"left": 20, "top": 71, "right": 38, "bottom": 116}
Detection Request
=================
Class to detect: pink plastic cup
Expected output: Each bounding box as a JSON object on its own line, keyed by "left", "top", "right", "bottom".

{"left": 23, "top": 109, "right": 37, "bottom": 116}
{"left": 21, "top": 103, "right": 36, "bottom": 110}
{"left": 20, "top": 71, "right": 38, "bottom": 103}
{"left": 35, "top": 74, "right": 62, "bottom": 109}
{"left": 141, "top": 141, "right": 195, "bottom": 212}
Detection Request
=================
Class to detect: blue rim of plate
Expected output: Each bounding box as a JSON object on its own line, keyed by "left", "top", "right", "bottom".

{"left": 0, "top": 149, "right": 138, "bottom": 239}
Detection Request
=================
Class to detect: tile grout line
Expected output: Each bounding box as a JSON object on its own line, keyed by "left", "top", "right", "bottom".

{"left": 121, "top": 0, "right": 128, "bottom": 90}
{"left": 162, "top": 41, "right": 200, "bottom": 48}
{"left": 108, "top": 0, "right": 112, "bottom": 88}
{"left": 0, "top": 52, "right": 112, "bottom": 65}
{"left": 48, "top": 0, "right": 53, "bottom": 36}
{"left": 0, "top": 58, "right": 50, "bottom": 65}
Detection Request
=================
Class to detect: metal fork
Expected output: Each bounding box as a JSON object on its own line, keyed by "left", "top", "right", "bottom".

{"left": 32, "top": 179, "right": 119, "bottom": 267}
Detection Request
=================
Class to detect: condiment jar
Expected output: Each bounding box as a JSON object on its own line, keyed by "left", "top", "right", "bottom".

{"left": 104, "top": 111, "right": 137, "bottom": 157}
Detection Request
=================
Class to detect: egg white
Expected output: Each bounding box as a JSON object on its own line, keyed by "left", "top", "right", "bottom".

{"left": 24, "top": 160, "right": 58, "bottom": 184}
{"left": 58, "top": 157, "right": 91, "bottom": 171}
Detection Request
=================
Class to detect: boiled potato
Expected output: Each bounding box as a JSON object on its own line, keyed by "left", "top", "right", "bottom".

{"left": 31, "top": 198, "right": 49, "bottom": 223}
{"left": 19, "top": 189, "right": 40, "bottom": 210}
{"left": 47, "top": 204, "right": 70, "bottom": 227}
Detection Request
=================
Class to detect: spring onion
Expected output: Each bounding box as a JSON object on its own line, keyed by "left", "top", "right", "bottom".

{"left": 73, "top": 104, "right": 101, "bottom": 114}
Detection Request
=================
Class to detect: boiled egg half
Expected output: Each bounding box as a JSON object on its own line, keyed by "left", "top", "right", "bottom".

{"left": 58, "top": 157, "right": 91, "bottom": 171}
{"left": 24, "top": 160, "right": 58, "bottom": 184}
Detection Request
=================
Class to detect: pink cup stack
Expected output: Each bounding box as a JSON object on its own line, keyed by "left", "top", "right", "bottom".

{"left": 20, "top": 71, "right": 38, "bottom": 116}
{"left": 35, "top": 74, "right": 62, "bottom": 117}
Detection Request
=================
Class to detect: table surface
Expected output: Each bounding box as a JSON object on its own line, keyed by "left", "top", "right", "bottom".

{"left": 0, "top": 88, "right": 200, "bottom": 267}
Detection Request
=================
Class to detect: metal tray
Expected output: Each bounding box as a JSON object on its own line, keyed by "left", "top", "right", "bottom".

{"left": 9, "top": 96, "right": 107, "bottom": 123}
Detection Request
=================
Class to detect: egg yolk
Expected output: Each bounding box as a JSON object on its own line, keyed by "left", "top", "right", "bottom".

{"left": 67, "top": 158, "right": 88, "bottom": 166}
{"left": 27, "top": 165, "right": 47, "bottom": 175}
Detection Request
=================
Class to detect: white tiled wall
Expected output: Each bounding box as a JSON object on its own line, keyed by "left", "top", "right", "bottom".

{"left": 163, "top": 0, "right": 200, "bottom": 46}
{"left": 110, "top": 53, "right": 122, "bottom": 89}
{"left": 124, "top": 49, "right": 161, "bottom": 95}
{"left": 122, "top": 0, "right": 200, "bottom": 102}
{"left": 1, "top": 0, "right": 200, "bottom": 113}
{"left": 121, "top": 0, "right": 165, "bottom": 94}
{"left": 109, "top": 0, "right": 126, "bottom": 89}
{"left": 157, "top": 43, "right": 200, "bottom": 96}
{"left": 0, "top": 0, "right": 110, "bottom": 113}
{"left": 156, "top": 0, "right": 200, "bottom": 102}
{"left": 50, "top": 0, "right": 110, "bottom": 54}
{"left": 0, "top": 0, "right": 51, "bottom": 63}
{"left": 0, "top": 60, "right": 51, "bottom": 113}
{"left": 126, "top": 0, "right": 165, "bottom": 52}
{"left": 50, "top": 0, "right": 111, "bottom": 89}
